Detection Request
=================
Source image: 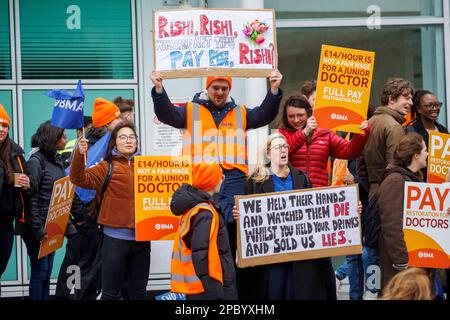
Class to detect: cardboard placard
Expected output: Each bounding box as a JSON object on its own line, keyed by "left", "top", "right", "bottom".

{"left": 427, "top": 131, "right": 450, "bottom": 183}
{"left": 135, "top": 156, "right": 192, "bottom": 241}
{"left": 235, "top": 185, "right": 361, "bottom": 268}
{"left": 314, "top": 45, "right": 375, "bottom": 134}
{"left": 403, "top": 182, "right": 450, "bottom": 268}
{"left": 38, "top": 177, "right": 75, "bottom": 259}
{"left": 153, "top": 8, "right": 277, "bottom": 78}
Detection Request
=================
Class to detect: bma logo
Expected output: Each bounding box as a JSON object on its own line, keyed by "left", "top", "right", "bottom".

{"left": 54, "top": 99, "right": 83, "bottom": 112}
{"left": 331, "top": 113, "right": 348, "bottom": 121}
{"left": 155, "top": 223, "right": 174, "bottom": 230}
{"left": 418, "top": 251, "right": 434, "bottom": 258}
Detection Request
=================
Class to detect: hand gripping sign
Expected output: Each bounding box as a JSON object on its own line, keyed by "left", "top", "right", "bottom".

{"left": 235, "top": 185, "right": 361, "bottom": 268}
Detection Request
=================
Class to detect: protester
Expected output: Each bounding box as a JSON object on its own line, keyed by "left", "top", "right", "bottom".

{"left": 234, "top": 133, "right": 363, "bottom": 300}
{"left": 59, "top": 116, "right": 93, "bottom": 169}
{"left": 151, "top": 70, "right": 283, "bottom": 256}
{"left": 114, "top": 96, "right": 135, "bottom": 123}
{"left": 377, "top": 133, "right": 427, "bottom": 290}
{"left": 0, "top": 104, "right": 31, "bottom": 297}
{"left": 70, "top": 122, "right": 149, "bottom": 300}
{"left": 170, "top": 162, "right": 237, "bottom": 300}
{"left": 382, "top": 267, "right": 433, "bottom": 300}
{"left": 278, "top": 94, "right": 370, "bottom": 188}
{"left": 72, "top": 98, "right": 121, "bottom": 300}
{"left": 361, "top": 78, "right": 413, "bottom": 197}
{"left": 333, "top": 104, "right": 377, "bottom": 300}
{"left": 21, "top": 121, "right": 66, "bottom": 300}
{"left": 300, "top": 80, "right": 316, "bottom": 108}
{"left": 406, "top": 89, "right": 448, "bottom": 180}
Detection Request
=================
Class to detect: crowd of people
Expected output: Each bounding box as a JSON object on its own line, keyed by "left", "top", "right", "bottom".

{"left": 0, "top": 69, "right": 449, "bottom": 301}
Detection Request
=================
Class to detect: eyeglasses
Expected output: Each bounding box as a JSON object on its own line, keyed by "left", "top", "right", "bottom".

{"left": 117, "top": 134, "right": 138, "bottom": 142}
{"left": 271, "top": 144, "right": 290, "bottom": 150}
{"left": 421, "top": 102, "right": 442, "bottom": 110}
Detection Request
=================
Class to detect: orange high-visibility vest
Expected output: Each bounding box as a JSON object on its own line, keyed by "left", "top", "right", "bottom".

{"left": 170, "top": 202, "right": 223, "bottom": 295}
{"left": 182, "top": 102, "right": 248, "bottom": 173}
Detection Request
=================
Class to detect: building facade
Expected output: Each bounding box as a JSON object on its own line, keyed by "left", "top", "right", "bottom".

{"left": 1, "top": 0, "right": 449, "bottom": 297}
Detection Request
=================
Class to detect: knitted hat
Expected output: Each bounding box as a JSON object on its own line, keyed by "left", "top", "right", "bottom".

{"left": 206, "top": 76, "right": 232, "bottom": 90}
{"left": 92, "top": 98, "right": 120, "bottom": 128}
{"left": 0, "top": 104, "right": 10, "bottom": 127}
{"left": 192, "top": 162, "right": 223, "bottom": 192}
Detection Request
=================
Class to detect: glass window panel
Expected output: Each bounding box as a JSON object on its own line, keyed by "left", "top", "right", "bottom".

{"left": 0, "top": 90, "right": 13, "bottom": 137}
{"left": 22, "top": 89, "right": 135, "bottom": 156}
{"left": 276, "top": 25, "right": 447, "bottom": 126}
{"left": 2, "top": 237, "right": 19, "bottom": 282}
{"left": 19, "top": 0, "right": 133, "bottom": 79}
{"left": 266, "top": 0, "right": 443, "bottom": 19}
{"left": 0, "top": 0, "right": 12, "bottom": 79}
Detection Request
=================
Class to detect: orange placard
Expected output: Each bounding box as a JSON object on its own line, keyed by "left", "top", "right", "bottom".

{"left": 135, "top": 156, "right": 192, "bottom": 241}
{"left": 427, "top": 131, "right": 450, "bottom": 183}
{"left": 38, "top": 177, "right": 75, "bottom": 259}
{"left": 403, "top": 182, "right": 450, "bottom": 268}
{"left": 314, "top": 45, "right": 375, "bottom": 134}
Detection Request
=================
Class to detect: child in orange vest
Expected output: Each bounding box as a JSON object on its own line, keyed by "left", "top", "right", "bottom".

{"left": 170, "top": 162, "right": 237, "bottom": 300}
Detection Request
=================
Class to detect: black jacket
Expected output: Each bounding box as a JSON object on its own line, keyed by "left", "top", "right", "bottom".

{"left": 0, "top": 139, "right": 32, "bottom": 224}
{"left": 239, "top": 165, "right": 337, "bottom": 300}
{"left": 26, "top": 150, "right": 66, "bottom": 241}
{"left": 170, "top": 184, "right": 237, "bottom": 300}
{"left": 406, "top": 118, "right": 448, "bottom": 181}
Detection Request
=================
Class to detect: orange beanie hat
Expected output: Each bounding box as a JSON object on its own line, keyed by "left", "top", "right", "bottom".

{"left": 206, "top": 76, "right": 232, "bottom": 90}
{"left": 192, "top": 162, "right": 223, "bottom": 192}
{"left": 92, "top": 98, "right": 120, "bottom": 128}
{"left": 0, "top": 104, "right": 10, "bottom": 127}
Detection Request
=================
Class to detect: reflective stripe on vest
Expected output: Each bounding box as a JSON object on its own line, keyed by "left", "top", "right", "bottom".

{"left": 182, "top": 102, "right": 248, "bottom": 173}
{"left": 170, "top": 203, "right": 223, "bottom": 294}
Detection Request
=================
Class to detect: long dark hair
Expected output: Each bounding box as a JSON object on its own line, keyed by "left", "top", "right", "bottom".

{"left": 0, "top": 136, "right": 14, "bottom": 184}
{"left": 104, "top": 122, "right": 137, "bottom": 162}
{"left": 393, "top": 132, "right": 424, "bottom": 168}
{"left": 278, "top": 94, "right": 312, "bottom": 131}
{"left": 33, "top": 120, "right": 65, "bottom": 157}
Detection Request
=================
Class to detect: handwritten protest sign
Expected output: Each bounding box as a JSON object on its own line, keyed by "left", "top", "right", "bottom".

{"left": 153, "top": 8, "right": 277, "bottom": 78}
{"left": 235, "top": 185, "right": 361, "bottom": 268}
{"left": 427, "top": 131, "right": 450, "bottom": 183}
{"left": 38, "top": 177, "right": 75, "bottom": 259}
{"left": 403, "top": 182, "right": 450, "bottom": 268}
{"left": 135, "top": 156, "right": 191, "bottom": 241}
{"left": 314, "top": 45, "right": 375, "bottom": 134}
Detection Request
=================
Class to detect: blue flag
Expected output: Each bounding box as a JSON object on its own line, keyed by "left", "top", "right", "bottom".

{"left": 47, "top": 80, "right": 85, "bottom": 129}
{"left": 67, "top": 131, "right": 112, "bottom": 204}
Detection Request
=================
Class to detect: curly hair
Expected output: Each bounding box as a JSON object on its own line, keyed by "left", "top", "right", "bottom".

{"left": 300, "top": 80, "right": 317, "bottom": 98}
{"left": 380, "top": 78, "right": 414, "bottom": 106}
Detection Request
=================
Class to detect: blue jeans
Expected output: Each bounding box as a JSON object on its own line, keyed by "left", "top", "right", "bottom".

{"left": 22, "top": 232, "right": 55, "bottom": 300}
{"left": 362, "top": 246, "right": 380, "bottom": 294}
{"left": 335, "top": 255, "right": 364, "bottom": 300}
{"left": 218, "top": 169, "right": 246, "bottom": 222}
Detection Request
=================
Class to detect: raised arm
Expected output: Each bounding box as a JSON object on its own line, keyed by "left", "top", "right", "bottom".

{"left": 150, "top": 70, "right": 187, "bottom": 129}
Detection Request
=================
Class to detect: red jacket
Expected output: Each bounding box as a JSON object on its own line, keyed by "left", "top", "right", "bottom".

{"left": 278, "top": 125, "right": 370, "bottom": 187}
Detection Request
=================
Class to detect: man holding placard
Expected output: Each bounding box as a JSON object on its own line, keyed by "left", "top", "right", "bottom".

{"left": 151, "top": 69, "right": 283, "bottom": 253}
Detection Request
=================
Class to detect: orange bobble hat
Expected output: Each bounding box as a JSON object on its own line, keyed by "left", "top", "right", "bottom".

{"left": 192, "top": 162, "right": 223, "bottom": 192}
{"left": 0, "top": 103, "right": 11, "bottom": 127}
{"left": 92, "top": 98, "right": 121, "bottom": 128}
{"left": 206, "top": 76, "right": 232, "bottom": 90}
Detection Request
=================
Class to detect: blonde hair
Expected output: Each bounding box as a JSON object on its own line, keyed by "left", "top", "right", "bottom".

{"left": 249, "top": 133, "right": 288, "bottom": 183}
{"left": 382, "top": 268, "right": 433, "bottom": 300}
